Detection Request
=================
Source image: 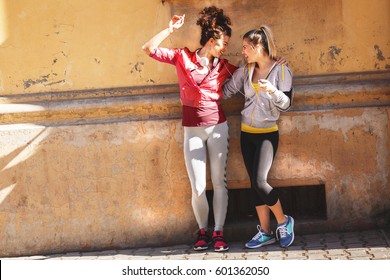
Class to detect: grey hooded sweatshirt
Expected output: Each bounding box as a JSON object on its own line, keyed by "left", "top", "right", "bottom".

{"left": 223, "top": 62, "right": 293, "bottom": 130}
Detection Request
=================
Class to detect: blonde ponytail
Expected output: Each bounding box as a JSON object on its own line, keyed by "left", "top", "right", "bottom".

{"left": 259, "top": 25, "right": 277, "bottom": 60}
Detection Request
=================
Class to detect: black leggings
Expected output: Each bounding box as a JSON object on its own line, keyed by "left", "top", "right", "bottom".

{"left": 240, "top": 131, "right": 279, "bottom": 207}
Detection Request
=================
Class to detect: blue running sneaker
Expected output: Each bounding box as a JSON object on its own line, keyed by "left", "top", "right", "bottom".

{"left": 276, "top": 215, "right": 295, "bottom": 248}
{"left": 245, "top": 225, "right": 276, "bottom": 249}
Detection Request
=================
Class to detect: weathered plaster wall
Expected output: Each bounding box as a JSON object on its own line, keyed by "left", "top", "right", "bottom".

{"left": 1, "top": 73, "right": 389, "bottom": 257}
{"left": 0, "top": 121, "right": 196, "bottom": 254}
{"left": 277, "top": 108, "right": 389, "bottom": 228}
{"left": 160, "top": 0, "right": 390, "bottom": 76}
{"left": 0, "top": 0, "right": 389, "bottom": 94}
{"left": 0, "top": 0, "right": 389, "bottom": 257}
{"left": 0, "top": 0, "right": 172, "bottom": 94}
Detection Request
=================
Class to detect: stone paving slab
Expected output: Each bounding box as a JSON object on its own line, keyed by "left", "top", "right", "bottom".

{"left": 1, "top": 229, "right": 389, "bottom": 261}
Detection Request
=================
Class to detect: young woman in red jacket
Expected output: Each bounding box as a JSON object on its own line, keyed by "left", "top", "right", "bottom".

{"left": 142, "top": 6, "right": 237, "bottom": 252}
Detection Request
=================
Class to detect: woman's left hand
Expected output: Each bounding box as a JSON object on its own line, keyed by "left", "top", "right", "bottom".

{"left": 276, "top": 56, "right": 288, "bottom": 65}
{"left": 258, "top": 79, "right": 277, "bottom": 94}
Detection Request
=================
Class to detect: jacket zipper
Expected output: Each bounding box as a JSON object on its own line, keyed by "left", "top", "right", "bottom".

{"left": 248, "top": 62, "right": 277, "bottom": 127}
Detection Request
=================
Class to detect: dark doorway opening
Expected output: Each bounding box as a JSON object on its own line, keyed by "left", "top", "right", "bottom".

{"left": 206, "top": 184, "right": 327, "bottom": 226}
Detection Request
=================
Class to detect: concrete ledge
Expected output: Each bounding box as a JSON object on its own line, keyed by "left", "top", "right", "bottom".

{"left": 1, "top": 71, "right": 389, "bottom": 126}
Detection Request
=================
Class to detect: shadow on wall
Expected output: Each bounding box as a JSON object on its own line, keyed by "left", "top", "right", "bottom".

{"left": 0, "top": 125, "right": 49, "bottom": 204}
{"left": 0, "top": 119, "right": 195, "bottom": 257}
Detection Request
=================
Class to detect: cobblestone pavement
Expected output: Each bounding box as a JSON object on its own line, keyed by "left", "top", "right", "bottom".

{"left": 2, "top": 228, "right": 390, "bottom": 260}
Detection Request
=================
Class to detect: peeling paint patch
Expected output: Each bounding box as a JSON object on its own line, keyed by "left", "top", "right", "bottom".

{"left": 319, "top": 45, "right": 345, "bottom": 69}
{"left": 374, "top": 45, "right": 385, "bottom": 61}
{"left": 304, "top": 37, "right": 318, "bottom": 44}
{"left": 280, "top": 43, "right": 295, "bottom": 53}
{"left": 328, "top": 46, "right": 342, "bottom": 60}
{"left": 373, "top": 45, "right": 389, "bottom": 70}
{"left": 23, "top": 75, "right": 50, "bottom": 89}
{"left": 23, "top": 74, "right": 65, "bottom": 89}
{"left": 134, "top": 62, "right": 144, "bottom": 72}
{"left": 45, "top": 80, "right": 65, "bottom": 86}
{"left": 129, "top": 62, "right": 144, "bottom": 77}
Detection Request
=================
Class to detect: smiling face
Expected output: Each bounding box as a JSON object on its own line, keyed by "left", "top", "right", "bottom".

{"left": 242, "top": 38, "right": 258, "bottom": 63}
{"left": 210, "top": 34, "right": 230, "bottom": 58}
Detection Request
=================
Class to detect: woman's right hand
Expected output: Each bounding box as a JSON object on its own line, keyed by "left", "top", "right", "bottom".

{"left": 142, "top": 14, "right": 185, "bottom": 55}
{"left": 168, "top": 14, "right": 185, "bottom": 32}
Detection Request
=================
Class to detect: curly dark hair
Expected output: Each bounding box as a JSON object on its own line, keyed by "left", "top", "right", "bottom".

{"left": 196, "top": 6, "right": 232, "bottom": 46}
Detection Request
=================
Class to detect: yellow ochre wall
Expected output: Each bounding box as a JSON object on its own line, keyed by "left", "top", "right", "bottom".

{"left": 0, "top": 0, "right": 389, "bottom": 257}
{"left": 0, "top": 0, "right": 389, "bottom": 94}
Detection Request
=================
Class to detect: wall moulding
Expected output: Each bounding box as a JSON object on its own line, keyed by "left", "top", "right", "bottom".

{"left": 0, "top": 71, "right": 389, "bottom": 126}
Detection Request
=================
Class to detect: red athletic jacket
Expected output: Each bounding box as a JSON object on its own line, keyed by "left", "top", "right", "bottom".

{"left": 150, "top": 47, "right": 238, "bottom": 108}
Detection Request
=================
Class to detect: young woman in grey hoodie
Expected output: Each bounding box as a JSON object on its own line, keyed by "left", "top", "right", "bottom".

{"left": 223, "top": 25, "right": 295, "bottom": 248}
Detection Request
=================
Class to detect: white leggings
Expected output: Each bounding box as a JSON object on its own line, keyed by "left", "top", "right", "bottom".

{"left": 184, "top": 121, "right": 229, "bottom": 232}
